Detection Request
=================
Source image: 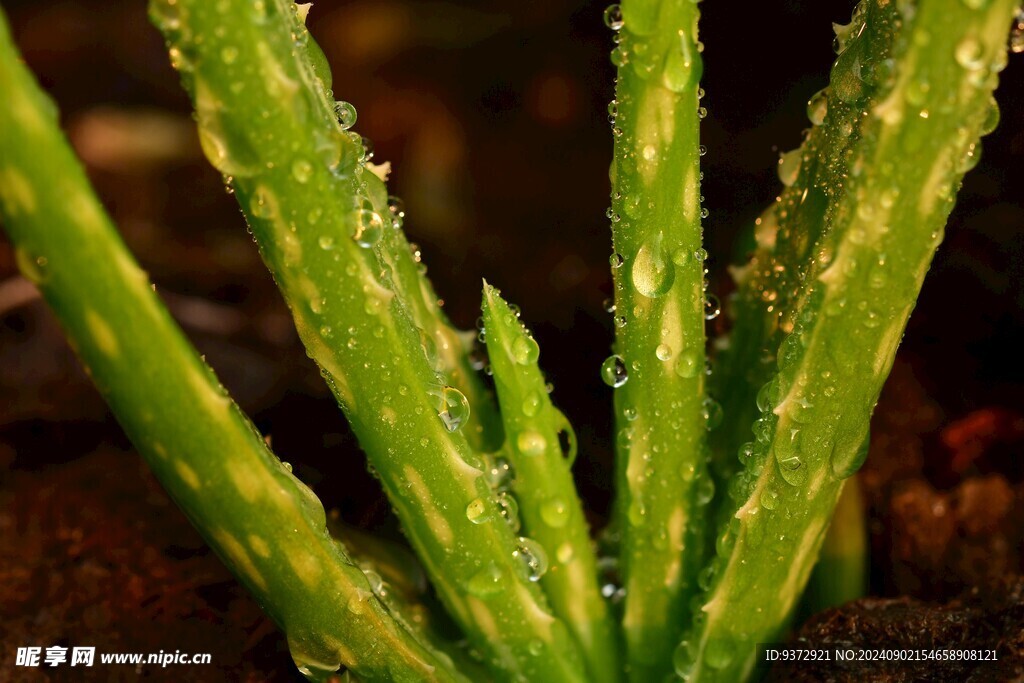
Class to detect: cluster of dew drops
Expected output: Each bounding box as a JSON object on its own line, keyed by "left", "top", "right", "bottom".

{"left": 464, "top": 308, "right": 560, "bottom": 591}
{"left": 326, "top": 99, "right": 482, "bottom": 441}
{"left": 598, "top": 4, "right": 721, "bottom": 425}
{"left": 328, "top": 49, "right": 558, "bottom": 589}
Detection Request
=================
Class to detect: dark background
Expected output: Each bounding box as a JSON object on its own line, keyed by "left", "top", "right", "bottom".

{"left": 1, "top": 0, "right": 1023, "bottom": 680}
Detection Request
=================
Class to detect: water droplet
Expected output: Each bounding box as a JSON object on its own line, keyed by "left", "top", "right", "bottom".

{"left": 705, "top": 636, "right": 735, "bottom": 670}
{"left": 150, "top": 0, "right": 182, "bottom": 32}
{"left": 334, "top": 100, "right": 357, "bottom": 130}
{"left": 521, "top": 392, "right": 541, "bottom": 418}
{"left": 353, "top": 203, "right": 384, "bottom": 247}
{"left": 168, "top": 45, "right": 193, "bottom": 72}
{"left": 468, "top": 564, "right": 504, "bottom": 596}
{"left": 703, "top": 397, "right": 723, "bottom": 430}
{"left": 431, "top": 385, "right": 470, "bottom": 432}
{"left": 632, "top": 236, "right": 675, "bottom": 298}
{"left": 698, "top": 106, "right": 708, "bottom": 119}
{"left": 695, "top": 475, "right": 715, "bottom": 505}
{"left": 831, "top": 43, "right": 865, "bottom": 104}
{"left": 777, "top": 148, "right": 802, "bottom": 187}
{"left": 346, "top": 588, "right": 371, "bottom": 614}
{"left": 655, "top": 344, "right": 672, "bottom": 361}
{"left": 360, "top": 136, "right": 375, "bottom": 162}
{"left": 363, "top": 568, "right": 386, "bottom": 597}
{"left": 497, "top": 490, "right": 521, "bottom": 531}
{"left": 642, "top": 144, "right": 657, "bottom": 161}
{"left": 614, "top": 315, "right": 627, "bottom": 328}
{"left": 288, "top": 627, "right": 346, "bottom": 678}
{"left": 831, "top": 434, "right": 870, "bottom": 479}
{"left": 195, "top": 82, "right": 258, "bottom": 178}
{"left": 466, "top": 497, "right": 492, "bottom": 524}
{"left": 957, "top": 142, "right": 982, "bottom": 173}
{"left": 486, "top": 455, "right": 514, "bottom": 489}
{"left": 511, "top": 335, "right": 540, "bottom": 365}
{"left": 603, "top": 4, "right": 624, "bottom": 31}
{"left": 318, "top": 235, "right": 335, "bottom": 250}
{"left": 806, "top": 88, "right": 828, "bottom": 126}
{"left": 418, "top": 328, "right": 441, "bottom": 372}
{"left": 981, "top": 96, "right": 1001, "bottom": 135}
{"left": 515, "top": 537, "right": 549, "bottom": 581}
{"left": 516, "top": 430, "right": 547, "bottom": 456}
{"left": 777, "top": 454, "right": 807, "bottom": 486}
{"left": 671, "top": 248, "right": 691, "bottom": 266}
{"left": 623, "top": 406, "right": 638, "bottom": 421}
{"left": 250, "top": 185, "right": 279, "bottom": 220}
{"left": 540, "top": 498, "right": 570, "bottom": 528}
{"left": 601, "top": 354, "right": 629, "bottom": 387}
{"left": 954, "top": 37, "right": 985, "bottom": 70}
{"left": 699, "top": 144, "right": 707, "bottom": 156}
{"left": 292, "top": 159, "right": 313, "bottom": 183}
{"left": 756, "top": 379, "right": 779, "bottom": 413}
{"left": 528, "top": 640, "right": 544, "bottom": 657}
{"left": 761, "top": 487, "right": 779, "bottom": 510}
{"left": 662, "top": 28, "right": 703, "bottom": 92}
{"left": 673, "top": 640, "right": 697, "bottom": 678}
{"left": 675, "top": 349, "right": 701, "bottom": 378}
{"left": 387, "top": 195, "right": 405, "bottom": 228}
{"left": 704, "top": 293, "right": 721, "bottom": 320}
{"left": 609, "top": 252, "right": 624, "bottom": 269}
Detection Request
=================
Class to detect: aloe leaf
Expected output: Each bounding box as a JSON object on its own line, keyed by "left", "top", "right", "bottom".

{"left": 709, "top": 0, "right": 902, "bottom": 490}
{"left": 605, "top": 0, "right": 712, "bottom": 678}
{"left": 148, "top": 1, "right": 586, "bottom": 680}
{"left": 481, "top": 283, "right": 623, "bottom": 683}
{"left": 0, "top": 10, "right": 469, "bottom": 681}
{"left": 679, "top": 1, "right": 1018, "bottom": 680}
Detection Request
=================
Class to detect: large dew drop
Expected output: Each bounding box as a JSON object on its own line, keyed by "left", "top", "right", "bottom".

{"left": 603, "top": 4, "right": 624, "bottom": 31}
{"left": 830, "top": 434, "right": 870, "bottom": 479}
{"left": 352, "top": 201, "right": 384, "bottom": 248}
{"left": 777, "top": 148, "right": 802, "bottom": 187}
{"left": 511, "top": 335, "right": 540, "bottom": 365}
{"left": 540, "top": 498, "right": 570, "bottom": 528}
{"left": 287, "top": 633, "right": 342, "bottom": 680}
{"left": 516, "top": 430, "right": 547, "bottom": 456}
{"left": 662, "top": 29, "right": 703, "bottom": 93}
{"left": 806, "top": 88, "right": 828, "bottom": 126}
{"left": 466, "top": 497, "right": 492, "bottom": 524}
{"left": 497, "top": 490, "right": 521, "bottom": 532}
{"left": 195, "top": 82, "right": 258, "bottom": 178}
{"left": 467, "top": 564, "right": 504, "bottom": 597}
{"left": 675, "top": 349, "right": 701, "bottom": 378}
{"left": 334, "top": 100, "right": 357, "bottom": 130}
{"left": 431, "top": 385, "right": 470, "bottom": 432}
{"left": 631, "top": 236, "right": 675, "bottom": 298}
{"left": 515, "top": 537, "right": 549, "bottom": 582}
{"left": 601, "top": 354, "right": 629, "bottom": 387}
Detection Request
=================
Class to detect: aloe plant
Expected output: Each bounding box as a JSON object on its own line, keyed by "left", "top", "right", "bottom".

{"left": 0, "top": 0, "right": 1019, "bottom": 681}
